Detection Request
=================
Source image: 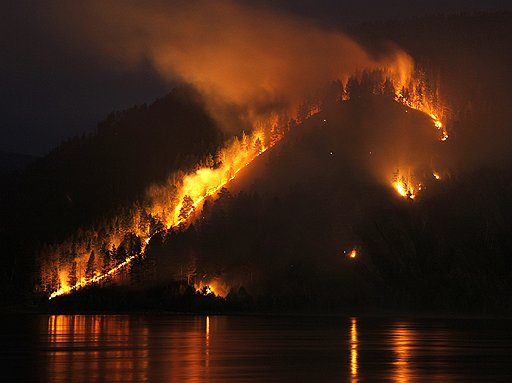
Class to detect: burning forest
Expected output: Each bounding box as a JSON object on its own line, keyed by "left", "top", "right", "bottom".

{"left": 39, "top": 64, "right": 450, "bottom": 303}
{"left": 1, "top": 4, "right": 510, "bottom": 314}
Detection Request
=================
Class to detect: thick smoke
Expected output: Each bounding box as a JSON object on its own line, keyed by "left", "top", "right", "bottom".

{"left": 41, "top": 0, "right": 413, "bottom": 130}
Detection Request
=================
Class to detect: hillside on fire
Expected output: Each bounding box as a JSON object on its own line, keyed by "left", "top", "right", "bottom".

{"left": 1, "top": 12, "right": 511, "bottom": 314}
{"left": 46, "top": 95, "right": 512, "bottom": 313}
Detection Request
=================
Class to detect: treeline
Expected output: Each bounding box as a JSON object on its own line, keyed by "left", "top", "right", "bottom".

{"left": 37, "top": 127, "right": 274, "bottom": 297}
{"left": 0, "top": 86, "right": 225, "bottom": 300}
{"left": 48, "top": 88, "right": 512, "bottom": 314}
{"left": 126, "top": 174, "right": 512, "bottom": 313}
{"left": 350, "top": 12, "right": 512, "bottom": 166}
{"left": 49, "top": 166, "right": 512, "bottom": 314}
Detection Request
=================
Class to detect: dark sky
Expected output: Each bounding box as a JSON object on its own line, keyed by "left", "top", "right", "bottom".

{"left": 1, "top": 0, "right": 509, "bottom": 155}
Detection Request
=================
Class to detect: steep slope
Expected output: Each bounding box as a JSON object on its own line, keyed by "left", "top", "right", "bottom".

{"left": 45, "top": 94, "right": 512, "bottom": 313}
{"left": 138, "top": 96, "right": 511, "bottom": 312}
{"left": 0, "top": 86, "right": 224, "bottom": 295}
{"left": 137, "top": 97, "right": 452, "bottom": 306}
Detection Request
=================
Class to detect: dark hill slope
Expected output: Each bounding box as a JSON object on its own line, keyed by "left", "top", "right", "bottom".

{"left": 0, "top": 86, "right": 224, "bottom": 292}
{"left": 350, "top": 12, "right": 512, "bottom": 169}
{"left": 0, "top": 151, "right": 38, "bottom": 174}
{"left": 140, "top": 97, "right": 511, "bottom": 313}
{"left": 230, "top": 96, "right": 446, "bottom": 196}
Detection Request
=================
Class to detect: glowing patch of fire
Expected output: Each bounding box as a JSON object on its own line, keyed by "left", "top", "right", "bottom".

{"left": 195, "top": 280, "right": 228, "bottom": 298}
{"left": 48, "top": 130, "right": 274, "bottom": 300}
{"left": 393, "top": 178, "right": 416, "bottom": 200}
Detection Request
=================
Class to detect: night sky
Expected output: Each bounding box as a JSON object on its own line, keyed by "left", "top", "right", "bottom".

{"left": 1, "top": 0, "right": 509, "bottom": 155}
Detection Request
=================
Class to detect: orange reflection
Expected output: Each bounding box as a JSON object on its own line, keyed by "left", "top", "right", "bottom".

{"left": 392, "top": 323, "right": 414, "bottom": 383}
{"left": 350, "top": 317, "right": 359, "bottom": 382}
{"left": 205, "top": 315, "right": 210, "bottom": 368}
{"left": 46, "top": 315, "right": 149, "bottom": 383}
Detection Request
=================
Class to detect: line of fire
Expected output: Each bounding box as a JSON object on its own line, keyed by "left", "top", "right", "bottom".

{"left": 40, "top": 67, "right": 448, "bottom": 301}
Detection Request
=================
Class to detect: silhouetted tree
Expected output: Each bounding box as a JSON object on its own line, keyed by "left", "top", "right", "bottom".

{"left": 50, "top": 267, "right": 60, "bottom": 292}
{"left": 205, "top": 153, "right": 214, "bottom": 168}
{"left": 68, "top": 261, "right": 77, "bottom": 288}
{"left": 101, "top": 244, "right": 112, "bottom": 274}
{"left": 254, "top": 138, "right": 263, "bottom": 154}
{"left": 178, "top": 195, "right": 195, "bottom": 222}
{"left": 115, "top": 244, "right": 128, "bottom": 265}
{"left": 383, "top": 78, "right": 396, "bottom": 98}
{"left": 149, "top": 215, "right": 165, "bottom": 236}
{"left": 346, "top": 76, "right": 361, "bottom": 100}
{"left": 400, "top": 86, "right": 410, "bottom": 101}
{"left": 85, "top": 250, "right": 95, "bottom": 279}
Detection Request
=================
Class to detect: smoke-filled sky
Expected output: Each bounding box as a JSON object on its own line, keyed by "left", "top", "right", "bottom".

{"left": 1, "top": 0, "right": 509, "bottom": 155}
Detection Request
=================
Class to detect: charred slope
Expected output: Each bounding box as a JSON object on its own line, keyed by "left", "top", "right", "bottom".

{"left": 136, "top": 97, "right": 511, "bottom": 313}
{"left": 351, "top": 12, "right": 512, "bottom": 169}
{"left": 46, "top": 96, "right": 512, "bottom": 314}
{"left": 0, "top": 86, "right": 224, "bottom": 297}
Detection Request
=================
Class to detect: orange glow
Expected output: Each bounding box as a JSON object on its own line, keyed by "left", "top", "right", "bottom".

{"left": 46, "top": 129, "right": 272, "bottom": 299}
{"left": 394, "top": 180, "right": 408, "bottom": 198}
{"left": 39, "top": 0, "right": 435, "bottom": 300}
{"left": 47, "top": 315, "right": 149, "bottom": 382}
{"left": 195, "top": 279, "right": 228, "bottom": 298}
{"left": 150, "top": 130, "right": 269, "bottom": 229}
{"left": 349, "top": 249, "right": 358, "bottom": 259}
{"left": 393, "top": 75, "right": 449, "bottom": 141}
{"left": 391, "top": 167, "right": 424, "bottom": 200}
{"left": 41, "top": 45, "right": 440, "bottom": 300}
{"left": 392, "top": 324, "right": 414, "bottom": 383}
{"left": 393, "top": 181, "right": 416, "bottom": 200}
{"left": 350, "top": 317, "right": 359, "bottom": 382}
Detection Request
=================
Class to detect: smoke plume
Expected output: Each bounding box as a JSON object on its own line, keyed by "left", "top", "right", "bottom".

{"left": 41, "top": 0, "right": 413, "bottom": 129}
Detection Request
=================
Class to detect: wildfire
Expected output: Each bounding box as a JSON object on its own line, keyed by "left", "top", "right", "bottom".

{"left": 44, "top": 66, "right": 450, "bottom": 299}
{"left": 195, "top": 279, "right": 228, "bottom": 298}
{"left": 394, "top": 87, "right": 448, "bottom": 141}
{"left": 393, "top": 181, "right": 415, "bottom": 200}
{"left": 49, "top": 256, "right": 139, "bottom": 299}
{"left": 392, "top": 169, "right": 417, "bottom": 200}
{"left": 388, "top": 71, "right": 449, "bottom": 200}
{"left": 47, "top": 129, "right": 274, "bottom": 300}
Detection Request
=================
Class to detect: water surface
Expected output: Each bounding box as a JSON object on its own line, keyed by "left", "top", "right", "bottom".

{"left": 2, "top": 314, "right": 511, "bottom": 382}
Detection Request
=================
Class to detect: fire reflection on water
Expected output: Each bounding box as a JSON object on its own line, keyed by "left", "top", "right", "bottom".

{"left": 205, "top": 315, "right": 210, "bottom": 369}
{"left": 46, "top": 315, "right": 215, "bottom": 383}
{"left": 36, "top": 315, "right": 505, "bottom": 382}
{"left": 46, "top": 315, "right": 149, "bottom": 383}
{"left": 392, "top": 323, "right": 414, "bottom": 383}
{"left": 350, "top": 317, "right": 359, "bottom": 382}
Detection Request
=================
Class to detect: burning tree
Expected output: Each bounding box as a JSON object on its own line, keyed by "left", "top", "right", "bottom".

{"left": 178, "top": 195, "right": 195, "bottom": 222}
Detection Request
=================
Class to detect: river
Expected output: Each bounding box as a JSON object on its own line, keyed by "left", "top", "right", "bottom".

{"left": 1, "top": 314, "right": 511, "bottom": 382}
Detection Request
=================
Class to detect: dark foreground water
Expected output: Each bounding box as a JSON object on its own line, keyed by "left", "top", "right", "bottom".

{"left": 1, "top": 314, "right": 511, "bottom": 382}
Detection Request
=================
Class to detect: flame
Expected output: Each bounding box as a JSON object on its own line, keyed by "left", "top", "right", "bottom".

{"left": 44, "top": 65, "right": 450, "bottom": 298}
{"left": 392, "top": 170, "right": 417, "bottom": 200}
{"left": 393, "top": 181, "right": 408, "bottom": 198}
{"left": 47, "top": 128, "right": 276, "bottom": 300}
{"left": 348, "top": 249, "right": 358, "bottom": 259}
{"left": 393, "top": 74, "right": 449, "bottom": 141}
{"left": 387, "top": 69, "right": 448, "bottom": 201}
{"left": 194, "top": 279, "right": 228, "bottom": 298}
{"left": 148, "top": 130, "right": 269, "bottom": 229}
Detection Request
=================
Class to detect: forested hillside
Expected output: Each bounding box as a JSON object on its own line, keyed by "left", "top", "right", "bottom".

{"left": 2, "top": 13, "right": 511, "bottom": 314}
{"left": 0, "top": 86, "right": 224, "bottom": 298}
